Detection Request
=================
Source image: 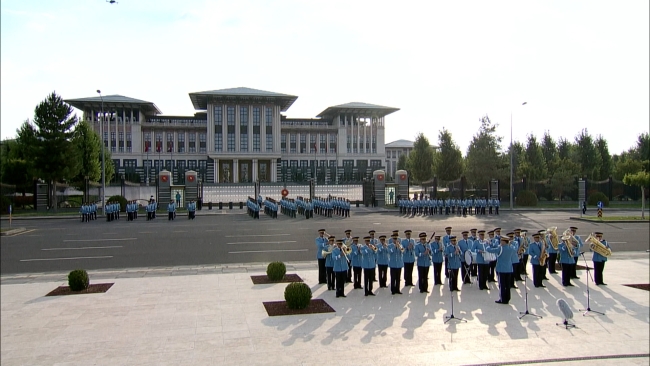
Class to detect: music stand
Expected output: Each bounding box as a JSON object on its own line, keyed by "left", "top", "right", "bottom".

{"left": 578, "top": 252, "right": 604, "bottom": 316}
{"left": 518, "top": 266, "right": 542, "bottom": 320}
{"left": 444, "top": 266, "right": 466, "bottom": 324}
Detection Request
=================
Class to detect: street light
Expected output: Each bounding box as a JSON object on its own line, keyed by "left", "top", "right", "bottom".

{"left": 97, "top": 90, "right": 106, "bottom": 216}
{"left": 510, "top": 102, "right": 527, "bottom": 210}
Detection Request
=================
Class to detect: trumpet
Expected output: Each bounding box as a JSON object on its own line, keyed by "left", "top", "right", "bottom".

{"left": 368, "top": 243, "right": 378, "bottom": 252}
{"left": 395, "top": 242, "right": 405, "bottom": 253}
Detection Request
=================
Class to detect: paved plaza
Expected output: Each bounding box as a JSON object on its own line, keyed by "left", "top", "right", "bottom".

{"left": 1, "top": 251, "right": 649, "bottom": 365}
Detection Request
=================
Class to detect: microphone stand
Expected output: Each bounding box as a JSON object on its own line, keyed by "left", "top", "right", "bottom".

{"left": 444, "top": 264, "right": 466, "bottom": 324}
{"left": 518, "top": 263, "right": 542, "bottom": 320}
{"left": 578, "top": 252, "right": 604, "bottom": 316}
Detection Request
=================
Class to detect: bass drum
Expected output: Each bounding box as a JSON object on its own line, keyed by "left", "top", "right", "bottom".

{"left": 464, "top": 250, "right": 476, "bottom": 266}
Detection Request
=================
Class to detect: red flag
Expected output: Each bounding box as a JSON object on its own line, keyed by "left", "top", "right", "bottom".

{"left": 167, "top": 141, "right": 173, "bottom": 153}
{"left": 156, "top": 141, "right": 162, "bottom": 153}
{"left": 145, "top": 141, "right": 151, "bottom": 152}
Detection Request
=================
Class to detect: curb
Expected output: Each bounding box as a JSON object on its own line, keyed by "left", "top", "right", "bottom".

{"left": 569, "top": 217, "right": 649, "bottom": 224}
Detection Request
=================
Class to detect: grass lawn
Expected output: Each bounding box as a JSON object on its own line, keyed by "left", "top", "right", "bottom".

{"left": 581, "top": 216, "right": 649, "bottom": 221}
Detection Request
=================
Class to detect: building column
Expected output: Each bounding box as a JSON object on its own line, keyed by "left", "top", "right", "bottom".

{"left": 252, "top": 159, "right": 258, "bottom": 181}
{"left": 272, "top": 160, "right": 277, "bottom": 182}
{"left": 233, "top": 159, "right": 239, "bottom": 183}
{"left": 214, "top": 158, "right": 219, "bottom": 183}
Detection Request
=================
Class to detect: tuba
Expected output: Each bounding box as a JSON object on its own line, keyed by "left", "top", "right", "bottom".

{"left": 322, "top": 247, "right": 333, "bottom": 257}
{"left": 561, "top": 234, "right": 574, "bottom": 257}
{"left": 547, "top": 226, "right": 559, "bottom": 250}
{"left": 539, "top": 240, "right": 548, "bottom": 266}
{"left": 586, "top": 234, "right": 611, "bottom": 257}
{"left": 518, "top": 232, "right": 529, "bottom": 256}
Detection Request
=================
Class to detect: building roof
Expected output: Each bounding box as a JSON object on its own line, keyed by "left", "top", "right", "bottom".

{"left": 188, "top": 87, "right": 298, "bottom": 111}
{"left": 385, "top": 139, "right": 414, "bottom": 148}
{"left": 64, "top": 95, "right": 162, "bottom": 114}
{"left": 316, "top": 102, "right": 399, "bottom": 118}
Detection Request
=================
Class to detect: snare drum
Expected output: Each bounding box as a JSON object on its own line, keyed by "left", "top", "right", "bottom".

{"left": 483, "top": 251, "right": 496, "bottom": 262}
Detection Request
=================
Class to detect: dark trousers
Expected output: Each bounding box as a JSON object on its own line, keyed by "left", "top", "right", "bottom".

{"left": 318, "top": 259, "right": 326, "bottom": 284}
{"left": 448, "top": 268, "right": 459, "bottom": 290}
{"left": 353, "top": 266, "right": 362, "bottom": 288}
{"left": 572, "top": 257, "right": 580, "bottom": 278}
{"left": 433, "top": 262, "right": 443, "bottom": 284}
{"left": 514, "top": 262, "right": 523, "bottom": 281}
{"left": 478, "top": 263, "right": 489, "bottom": 289}
{"left": 335, "top": 271, "right": 346, "bottom": 297}
{"left": 522, "top": 254, "right": 529, "bottom": 274}
{"left": 404, "top": 262, "right": 414, "bottom": 286}
{"left": 594, "top": 261, "right": 605, "bottom": 284}
{"left": 326, "top": 267, "right": 334, "bottom": 290}
{"left": 471, "top": 263, "right": 478, "bottom": 277}
{"left": 461, "top": 262, "right": 471, "bottom": 284}
{"left": 378, "top": 265, "right": 388, "bottom": 287}
{"left": 390, "top": 267, "right": 402, "bottom": 294}
{"left": 346, "top": 264, "right": 352, "bottom": 283}
{"left": 532, "top": 264, "right": 542, "bottom": 287}
{"left": 510, "top": 263, "right": 518, "bottom": 288}
{"left": 488, "top": 261, "right": 497, "bottom": 281}
{"left": 168, "top": 212, "right": 174, "bottom": 220}
{"left": 444, "top": 257, "right": 449, "bottom": 277}
{"left": 548, "top": 253, "right": 558, "bottom": 273}
{"left": 498, "top": 272, "right": 512, "bottom": 303}
{"left": 363, "top": 268, "right": 374, "bottom": 295}
{"left": 417, "top": 266, "right": 429, "bottom": 292}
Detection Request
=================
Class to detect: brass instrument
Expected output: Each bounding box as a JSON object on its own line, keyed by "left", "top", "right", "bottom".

{"left": 539, "top": 240, "right": 548, "bottom": 266}
{"left": 518, "top": 232, "right": 530, "bottom": 255}
{"left": 368, "top": 243, "right": 378, "bottom": 253}
{"left": 395, "top": 242, "right": 405, "bottom": 253}
{"left": 321, "top": 245, "right": 333, "bottom": 257}
{"left": 561, "top": 234, "right": 574, "bottom": 257}
{"left": 547, "top": 226, "right": 559, "bottom": 250}
{"left": 586, "top": 234, "right": 612, "bottom": 257}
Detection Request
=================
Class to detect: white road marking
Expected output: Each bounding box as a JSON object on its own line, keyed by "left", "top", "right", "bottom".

{"left": 229, "top": 249, "right": 308, "bottom": 254}
{"left": 205, "top": 230, "right": 221, "bottom": 232}
{"left": 173, "top": 231, "right": 188, "bottom": 233}
{"left": 7, "top": 230, "right": 36, "bottom": 236}
{"left": 227, "top": 241, "right": 297, "bottom": 245}
{"left": 20, "top": 256, "right": 113, "bottom": 262}
{"left": 138, "top": 232, "right": 154, "bottom": 234}
{"left": 63, "top": 238, "right": 136, "bottom": 242}
{"left": 42, "top": 246, "right": 123, "bottom": 251}
{"left": 225, "top": 234, "right": 290, "bottom": 238}
{"left": 608, "top": 241, "right": 627, "bottom": 244}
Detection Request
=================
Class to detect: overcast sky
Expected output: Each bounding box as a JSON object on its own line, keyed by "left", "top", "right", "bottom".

{"left": 1, "top": 0, "right": 648, "bottom": 155}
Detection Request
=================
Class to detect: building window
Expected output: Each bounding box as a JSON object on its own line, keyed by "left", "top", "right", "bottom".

{"left": 123, "top": 159, "right": 137, "bottom": 168}
{"left": 227, "top": 106, "right": 235, "bottom": 152}
{"left": 347, "top": 135, "right": 351, "bottom": 153}
{"left": 343, "top": 160, "right": 354, "bottom": 167}
{"left": 188, "top": 160, "right": 197, "bottom": 170}
{"left": 144, "top": 131, "right": 151, "bottom": 153}
{"left": 189, "top": 133, "right": 196, "bottom": 153}
{"left": 178, "top": 132, "right": 185, "bottom": 153}
{"left": 254, "top": 134, "right": 261, "bottom": 152}
{"left": 353, "top": 136, "right": 357, "bottom": 154}
{"left": 329, "top": 134, "right": 336, "bottom": 154}
{"left": 111, "top": 132, "right": 116, "bottom": 152}
{"left": 199, "top": 133, "right": 206, "bottom": 153}
{"left": 155, "top": 133, "right": 163, "bottom": 152}
{"left": 214, "top": 106, "right": 222, "bottom": 125}
{"left": 265, "top": 106, "right": 273, "bottom": 126}
{"left": 290, "top": 134, "right": 296, "bottom": 154}
{"left": 240, "top": 106, "right": 248, "bottom": 152}
{"left": 126, "top": 133, "right": 132, "bottom": 152}
{"left": 300, "top": 134, "right": 306, "bottom": 154}
{"left": 370, "top": 159, "right": 382, "bottom": 168}
{"left": 119, "top": 132, "right": 124, "bottom": 152}
{"left": 372, "top": 136, "right": 376, "bottom": 154}
{"left": 166, "top": 133, "right": 174, "bottom": 153}
{"left": 281, "top": 134, "right": 286, "bottom": 154}
{"left": 310, "top": 135, "right": 316, "bottom": 154}
{"left": 253, "top": 107, "right": 261, "bottom": 152}
{"left": 266, "top": 135, "right": 272, "bottom": 152}
{"left": 320, "top": 134, "right": 326, "bottom": 154}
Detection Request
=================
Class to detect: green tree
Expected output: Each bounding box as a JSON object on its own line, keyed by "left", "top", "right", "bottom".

{"left": 623, "top": 167, "right": 650, "bottom": 219}
{"left": 613, "top": 157, "right": 644, "bottom": 181}
{"left": 406, "top": 133, "right": 435, "bottom": 184}
{"left": 630, "top": 133, "right": 650, "bottom": 171}
{"left": 434, "top": 128, "right": 463, "bottom": 182}
{"left": 541, "top": 131, "right": 558, "bottom": 176}
{"left": 557, "top": 137, "right": 572, "bottom": 161}
{"left": 465, "top": 115, "right": 502, "bottom": 190}
{"left": 19, "top": 92, "right": 81, "bottom": 211}
{"left": 508, "top": 141, "right": 526, "bottom": 180}
{"left": 595, "top": 135, "right": 612, "bottom": 180}
{"left": 397, "top": 154, "right": 408, "bottom": 171}
{"left": 549, "top": 158, "right": 580, "bottom": 200}
{"left": 71, "top": 121, "right": 102, "bottom": 195}
{"left": 574, "top": 129, "right": 601, "bottom": 180}
{"left": 522, "top": 134, "right": 548, "bottom": 183}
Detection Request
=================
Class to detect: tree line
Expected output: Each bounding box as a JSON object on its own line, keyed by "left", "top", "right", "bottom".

{"left": 0, "top": 92, "right": 115, "bottom": 211}
{"left": 398, "top": 115, "right": 649, "bottom": 201}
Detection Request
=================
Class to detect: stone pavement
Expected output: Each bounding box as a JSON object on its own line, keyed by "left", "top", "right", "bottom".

{"left": 1, "top": 253, "right": 649, "bottom": 366}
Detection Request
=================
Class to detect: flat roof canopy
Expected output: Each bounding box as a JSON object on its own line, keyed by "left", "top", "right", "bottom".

{"left": 317, "top": 102, "right": 399, "bottom": 118}
{"left": 65, "top": 95, "right": 162, "bottom": 114}
{"left": 189, "top": 87, "right": 298, "bottom": 111}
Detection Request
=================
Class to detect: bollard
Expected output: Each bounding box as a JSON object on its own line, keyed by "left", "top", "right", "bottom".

{"left": 597, "top": 208, "right": 602, "bottom": 218}
{"left": 218, "top": 202, "right": 223, "bottom": 210}
{"left": 208, "top": 202, "right": 212, "bottom": 210}
{"left": 239, "top": 202, "right": 243, "bottom": 209}
{"left": 356, "top": 201, "right": 360, "bottom": 208}
{"left": 229, "top": 202, "right": 233, "bottom": 210}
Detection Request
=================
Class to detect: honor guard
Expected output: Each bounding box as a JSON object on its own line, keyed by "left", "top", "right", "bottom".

{"left": 325, "top": 236, "right": 336, "bottom": 290}
{"left": 368, "top": 230, "right": 379, "bottom": 282}
{"left": 443, "top": 227, "right": 453, "bottom": 278}
{"left": 445, "top": 236, "right": 462, "bottom": 291}
{"left": 167, "top": 200, "right": 176, "bottom": 220}
{"left": 469, "top": 228, "right": 479, "bottom": 276}
{"left": 351, "top": 237, "right": 363, "bottom": 289}
{"left": 558, "top": 233, "right": 576, "bottom": 287}
{"left": 506, "top": 232, "right": 519, "bottom": 289}
{"left": 415, "top": 232, "right": 432, "bottom": 293}
{"left": 343, "top": 230, "right": 353, "bottom": 283}
{"left": 458, "top": 231, "right": 472, "bottom": 285}
{"left": 472, "top": 230, "right": 490, "bottom": 290}
{"left": 527, "top": 233, "right": 546, "bottom": 288}
{"left": 188, "top": 200, "right": 196, "bottom": 219}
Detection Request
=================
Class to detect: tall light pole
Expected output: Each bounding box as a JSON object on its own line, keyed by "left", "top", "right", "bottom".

{"left": 510, "top": 101, "right": 527, "bottom": 210}
{"left": 97, "top": 90, "right": 106, "bottom": 216}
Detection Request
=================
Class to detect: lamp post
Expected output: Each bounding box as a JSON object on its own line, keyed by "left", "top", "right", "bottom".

{"left": 97, "top": 90, "right": 106, "bottom": 216}
{"left": 510, "top": 101, "right": 527, "bottom": 210}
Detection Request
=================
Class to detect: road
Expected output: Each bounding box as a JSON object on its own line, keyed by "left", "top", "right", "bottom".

{"left": 1, "top": 210, "right": 648, "bottom": 275}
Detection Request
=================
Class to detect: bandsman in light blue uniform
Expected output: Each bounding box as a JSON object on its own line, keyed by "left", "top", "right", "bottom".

{"left": 415, "top": 232, "right": 432, "bottom": 293}
{"left": 375, "top": 233, "right": 389, "bottom": 288}
{"left": 388, "top": 232, "right": 404, "bottom": 295}
{"left": 569, "top": 226, "right": 583, "bottom": 279}
{"left": 360, "top": 236, "right": 376, "bottom": 296}
{"left": 445, "top": 236, "right": 462, "bottom": 291}
{"left": 332, "top": 239, "right": 349, "bottom": 298}
{"left": 316, "top": 229, "right": 328, "bottom": 285}
{"left": 591, "top": 232, "right": 610, "bottom": 286}
{"left": 401, "top": 230, "right": 416, "bottom": 287}
{"left": 325, "top": 236, "right": 336, "bottom": 290}
{"left": 486, "top": 237, "right": 518, "bottom": 304}
{"left": 430, "top": 235, "right": 445, "bottom": 285}
{"left": 558, "top": 233, "right": 576, "bottom": 287}
{"left": 472, "top": 230, "right": 490, "bottom": 290}
{"left": 188, "top": 200, "right": 196, "bottom": 220}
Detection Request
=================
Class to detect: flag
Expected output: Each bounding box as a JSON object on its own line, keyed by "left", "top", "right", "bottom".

{"left": 313, "top": 142, "right": 317, "bottom": 152}
{"left": 156, "top": 141, "right": 162, "bottom": 153}
{"left": 167, "top": 141, "right": 173, "bottom": 153}
{"left": 145, "top": 141, "right": 151, "bottom": 152}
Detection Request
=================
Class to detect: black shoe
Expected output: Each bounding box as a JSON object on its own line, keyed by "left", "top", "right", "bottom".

{"left": 495, "top": 300, "right": 503, "bottom": 304}
{"left": 397, "top": 292, "right": 403, "bottom": 294}
{"left": 542, "top": 277, "right": 550, "bottom": 280}
{"left": 597, "top": 283, "right": 607, "bottom": 286}
{"left": 510, "top": 286, "right": 518, "bottom": 289}
{"left": 572, "top": 276, "right": 580, "bottom": 279}
{"left": 341, "top": 295, "right": 347, "bottom": 298}
{"left": 369, "top": 293, "right": 375, "bottom": 296}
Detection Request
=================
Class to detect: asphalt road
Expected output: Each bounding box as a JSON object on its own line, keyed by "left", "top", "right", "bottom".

{"left": 1, "top": 210, "right": 648, "bottom": 275}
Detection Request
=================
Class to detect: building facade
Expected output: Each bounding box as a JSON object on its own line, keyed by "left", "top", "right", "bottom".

{"left": 65, "top": 87, "right": 399, "bottom": 185}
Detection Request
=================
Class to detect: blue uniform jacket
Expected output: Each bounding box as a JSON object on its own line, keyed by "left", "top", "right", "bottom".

{"left": 528, "top": 241, "right": 543, "bottom": 266}
{"left": 325, "top": 244, "right": 334, "bottom": 267}
{"left": 486, "top": 245, "right": 517, "bottom": 273}
{"left": 351, "top": 244, "right": 362, "bottom": 267}
{"left": 591, "top": 239, "right": 610, "bottom": 262}
{"left": 401, "top": 238, "right": 416, "bottom": 263}
{"left": 558, "top": 242, "right": 575, "bottom": 264}
{"left": 316, "top": 236, "right": 328, "bottom": 259}
{"left": 332, "top": 247, "right": 349, "bottom": 272}
{"left": 360, "top": 246, "right": 375, "bottom": 269}
{"left": 430, "top": 241, "right": 444, "bottom": 263}
{"left": 472, "top": 239, "right": 490, "bottom": 264}
{"left": 415, "top": 242, "right": 431, "bottom": 267}
{"left": 388, "top": 244, "right": 404, "bottom": 269}
{"left": 376, "top": 243, "right": 390, "bottom": 265}
{"left": 445, "top": 245, "right": 462, "bottom": 269}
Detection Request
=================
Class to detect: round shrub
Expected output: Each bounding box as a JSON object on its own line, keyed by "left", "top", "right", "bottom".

{"left": 284, "top": 282, "right": 312, "bottom": 309}
{"left": 266, "top": 261, "right": 286, "bottom": 281}
{"left": 516, "top": 190, "right": 538, "bottom": 207}
{"left": 587, "top": 192, "right": 609, "bottom": 207}
{"left": 107, "top": 195, "right": 128, "bottom": 212}
{"left": 68, "top": 269, "right": 89, "bottom": 291}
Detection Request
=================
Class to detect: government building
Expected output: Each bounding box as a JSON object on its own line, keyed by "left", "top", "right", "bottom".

{"left": 65, "top": 87, "right": 399, "bottom": 185}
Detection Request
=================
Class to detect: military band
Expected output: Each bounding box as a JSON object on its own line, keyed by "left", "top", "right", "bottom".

{"left": 313, "top": 226, "right": 612, "bottom": 303}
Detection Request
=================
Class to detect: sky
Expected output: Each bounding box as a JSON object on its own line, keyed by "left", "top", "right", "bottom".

{"left": 1, "top": 0, "right": 648, "bottom": 155}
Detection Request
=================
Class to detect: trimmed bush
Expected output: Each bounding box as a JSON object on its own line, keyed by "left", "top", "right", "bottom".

{"left": 587, "top": 192, "right": 609, "bottom": 207}
{"left": 107, "top": 195, "right": 128, "bottom": 212}
{"left": 267, "top": 261, "right": 286, "bottom": 281}
{"left": 68, "top": 269, "right": 89, "bottom": 291}
{"left": 516, "top": 190, "right": 538, "bottom": 207}
{"left": 284, "top": 282, "right": 312, "bottom": 309}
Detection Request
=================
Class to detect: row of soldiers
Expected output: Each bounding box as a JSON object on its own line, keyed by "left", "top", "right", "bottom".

{"left": 312, "top": 197, "right": 351, "bottom": 218}
{"left": 398, "top": 197, "right": 501, "bottom": 216}
{"left": 79, "top": 203, "right": 98, "bottom": 222}
{"left": 315, "top": 226, "right": 609, "bottom": 304}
